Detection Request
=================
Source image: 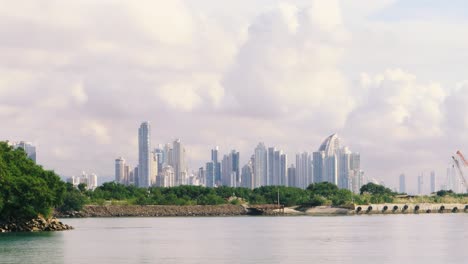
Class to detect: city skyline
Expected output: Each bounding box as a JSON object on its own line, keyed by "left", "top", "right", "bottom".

{"left": 2, "top": 1, "right": 468, "bottom": 193}
{"left": 106, "top": 123, "right": 464, "bottom": 194}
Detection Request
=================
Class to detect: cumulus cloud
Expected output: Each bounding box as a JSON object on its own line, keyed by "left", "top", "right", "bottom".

{"left": 1, "top": 0, "right": 468, "bottom": 192}
{"left": 443, "top": 81, "right": 468, "bottom": 141}
{"left": 80, "top": 120, "right": 111, "bottom": 144}
{"left": 347, "top": 69, "right": 446, "bottom": 140}
{"left": 223, "top": 1, "right": 352, "bottom": 128}
{"left": 71, "top": 83, "right": 88, "bottom": 105}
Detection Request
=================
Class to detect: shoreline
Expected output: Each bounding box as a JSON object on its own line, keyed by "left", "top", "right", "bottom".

{"left": 55, "top": 203, "right": 468, "bottom": 218}
{"left": 0, "top": 216, "right": 73, "bottom": 233}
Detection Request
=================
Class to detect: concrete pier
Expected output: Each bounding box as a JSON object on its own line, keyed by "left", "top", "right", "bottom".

{"left": 354, "top": 203, "right": 468, "bottom": 214}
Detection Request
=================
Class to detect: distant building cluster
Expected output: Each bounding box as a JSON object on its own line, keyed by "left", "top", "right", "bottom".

{"left": 115, "top": 122, "right": 197, "bottom": 188}
{"left": 7, "top": 141, "right": 36, "bottom": 163}
{"left": 67, "top": 171, "right": 98, "bottom": 190}
{"left": 115, "top": 123, "right": 365, "bottom": 193}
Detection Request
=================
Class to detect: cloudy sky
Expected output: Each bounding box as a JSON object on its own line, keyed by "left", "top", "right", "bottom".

{"left": 1, "top": 0, "right": 468, "bottom": 192}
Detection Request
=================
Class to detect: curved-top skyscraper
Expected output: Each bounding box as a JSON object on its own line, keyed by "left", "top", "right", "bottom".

{"left": 313, "top": 133, "right": 363, "bottom": 193}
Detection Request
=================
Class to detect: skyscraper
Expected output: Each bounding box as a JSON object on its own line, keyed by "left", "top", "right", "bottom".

{"left": 241, "top": 157, "right": 254, "bottom": 189}
{"left": 205, "top": 162, "right": 215, "bottom": 187}
{"left": 280, "top": 152, "right": 287, "bottom": 186}
{"left": 10, "top": 141, "right": 36, "bottom": 163}
{"left": 150, "top": 151, "right": 158, "bottom": 186}
{"left": 430, "top": 171, "right": 436, "bottom": 193}
{"left": 267, "top": 147, "right": 276, "bottom": 186}
{"left": 418, "top": 174, "right": 424, "bottom": 195}
{"left": 154, "top": 147, "right": 164, "bottom": 173}
{"left": 254, "top": 143, "right": 267, "bottom": 188}
{"left": 399, "top": 174, "right": 406, "bottom": 193}
{"left": 287, "top": 164, "right": 296, "bottom": 187}
{"left": 348, "top": 153, "right": 363, "bottom": 193}
{"left": 172, "top": 139, "right": 187, "bottom": 186}
{"left": 115, "top": 157, "right": 126, "bottom": 184}
{"left": 296, "top": 152, "right": 313, "bottom": 189}
{"left": 138, "top": 122, "right": 152, "bottom": 188}
{"left": 313, "top": 134, "right": 362, "bottom": 192}
{"left": 313, "top": 151, "right": 325, "bottom": 183}
{"left": 211, "top": 146, "right": 221, "bottom": 185}
{"left": 221, "top": 150, "right": 240, "bottom": 187}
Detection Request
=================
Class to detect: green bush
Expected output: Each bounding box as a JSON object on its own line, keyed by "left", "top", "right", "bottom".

{"left": 0, "top": 142, "right": 65, "bottom": 220}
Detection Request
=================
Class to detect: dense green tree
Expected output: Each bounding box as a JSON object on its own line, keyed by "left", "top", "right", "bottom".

{"left": 58, "top": 183, "right": 86, "bottom": 212}
{"left": 436, "top": 190, "right": 454, "bottom": 196}
{"left": 331, "top": 189, "right": 354, "bottom": 206}
{"left": 360, "top": 183, "right": 395, "bottom": 196}
{"left": 0, "top": 142, "right": 65, "bottom": 220}
{"left": 306, "top": 182, "right": 340, "bottom": 198}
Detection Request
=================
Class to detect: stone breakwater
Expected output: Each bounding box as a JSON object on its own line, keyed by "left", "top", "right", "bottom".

{"left": 59, "top": 204, "right": 249, "bottom": 218}
{"left": 0, "top": 216, "right": 73, "bottom": 233}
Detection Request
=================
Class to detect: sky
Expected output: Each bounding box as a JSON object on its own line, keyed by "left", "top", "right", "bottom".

{"left": 1, "top": 0, "right": 468, "bottom": 193}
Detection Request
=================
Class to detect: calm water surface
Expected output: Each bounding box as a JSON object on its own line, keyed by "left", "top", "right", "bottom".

{"left": 0, "top": 214, "right": 467, "bottom": 264}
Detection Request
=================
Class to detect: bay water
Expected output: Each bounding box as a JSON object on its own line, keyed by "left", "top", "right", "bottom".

{"left": 0, "top": 214, "right": 467, "bottom": 264}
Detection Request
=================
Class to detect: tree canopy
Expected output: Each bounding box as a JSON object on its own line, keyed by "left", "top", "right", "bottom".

{"left": 0, "top": 142, "right": 65, "bottom": 221}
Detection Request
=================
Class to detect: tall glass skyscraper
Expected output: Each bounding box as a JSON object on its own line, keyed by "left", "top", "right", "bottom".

{"left": 138, "top": 122, "right": 151, "bottom": 188}
{"left": 254, "top": 143, "right": 267, "bottom": 188}
{"left": 399, "top": 174, "right": 406, "bottom": 193}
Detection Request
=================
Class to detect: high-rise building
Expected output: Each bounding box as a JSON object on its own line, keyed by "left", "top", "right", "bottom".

{"left": 154, "top": 147, "right": 164, "bottom": 173}
{"left": 198, "top": 167, "right": 205, "bottom": 186}
{"left": 313, "top": 151, "right": 325, "bottom": 183}
{"left": 124, "top": 164, "right": 130, "bottom": 185}
{"left": 67, "top": 171, "right": 98, "bottom": 190}
{"left": 267, "top": 147, "right": 276, "bottom": 186}
{"left": 430, "top": 171, "right": 436, "bottom": 193}
{"left": 399, "top": 174, "right": 406, "bottom": 193}
{"left": 205, "top": 162, "right": 215, "bottom": 187}
{"left": 296, "top": 152, "right": 313, "bottom": 188}
{"left": 158, "top": 165, "right": 175, "bottom": 187}
{"left": 418, "top": 174, "right": 424, "bottom": 195}
{"left": 150, "top": 151, "right": 158, "bottom": 186}
{"left": 287, "top": 164, "right": 296, "bottom": 187}
{"left": 115, "top": 157, "right": 126, "bottom": 184}
{"left": 211, "top": 147, "right": 221, "bottom": 185}
{"left": 348, "top": 153, "right": 363, "bottom": 193}
{"left": 9, "top": 141, "right": 36, "bottom": 163}
{"left": 172, "top": 139, "right": 187, "bottom": 186}
{"left": 163, "top": 143, "right": 173, "bottom": 166}
{"left": 254, "top": 143, "right": 267, "bottom": 188}
{"left": 138, "top": 122, "right": 152, "bottom": 188}
{"left": 232, "top": 151, "right": 240, "bottom": 185}
{"left": 313, "top": 134, "right": 362, "bottom": 192}
{"left": 241, "top": 157, "right": 254, "bottom": 189}
{"left": 133, "top": 166, "right": 139, "bottom": 186}
{"left": 221, "top": 150, "right": 240, "bottom": 187}
{"left": 280, "top": 152, "right": 287, "bottom": 186}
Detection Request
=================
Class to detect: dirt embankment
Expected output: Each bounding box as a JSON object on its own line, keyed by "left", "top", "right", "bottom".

{"left": 58, "top": 204, "right": 249, "bottom": 218}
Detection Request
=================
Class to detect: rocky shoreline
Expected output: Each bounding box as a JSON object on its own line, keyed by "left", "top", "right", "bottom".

{"left": 56, "top": 204, "right": 249, "bottom": 218}
{"left": 0, "top": 216, "right": 73, "bottom": 233}
{"left": 53, "top": 203, "right": 468, "bottom": 219}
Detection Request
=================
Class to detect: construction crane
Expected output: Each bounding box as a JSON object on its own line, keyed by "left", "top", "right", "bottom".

{"left": 451, "top": 151, "right": 468, "bottom": 193}
{"left": 456, "top": 150, "right": 468, "bottom": 166}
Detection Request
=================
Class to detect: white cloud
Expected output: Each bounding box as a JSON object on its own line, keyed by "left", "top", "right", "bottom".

{"left": 222, "top": 1, "right": 352, "bottom": 128}
{"left": 347, "top": 69, "right": 445, "bottom": 140}
{"left": 71, "top": 83, "right": 88, "bottom": 105}
{"left": 124, "top": 0, "right": 195, "bottom": 46}
{"left": 1, "top": 0, "right": 468, "bottom": 191}
{"left": 80, "top": 120, "right": 111, "bottom": 144}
